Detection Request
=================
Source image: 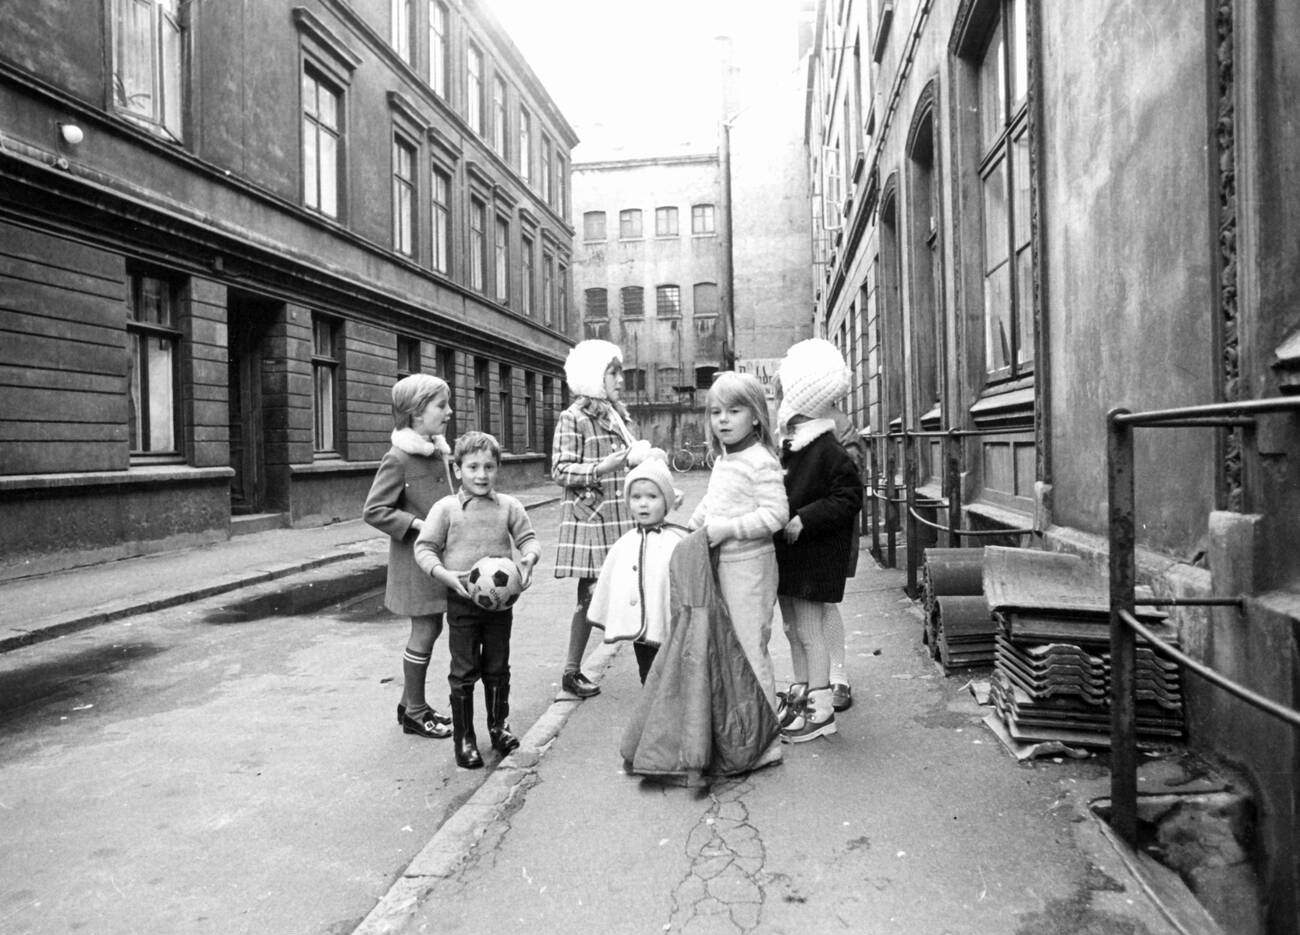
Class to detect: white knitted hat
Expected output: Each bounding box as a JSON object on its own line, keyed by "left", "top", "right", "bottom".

{"left": 623, "top": 455, "right": 676, "bottom": 507}
{"left": 564, "top": 340, "right": 623, "bottom": 398}
{"left": 777, "top": 338, "right": 850, "bottom": 428}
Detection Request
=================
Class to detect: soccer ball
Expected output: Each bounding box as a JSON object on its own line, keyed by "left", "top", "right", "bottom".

{"left": 465, "top": 556, "right": 524, "bottom": 612}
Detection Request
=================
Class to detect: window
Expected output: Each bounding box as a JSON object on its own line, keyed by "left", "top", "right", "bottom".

{"left": 521, "top": 234, "right": 535, "bottom": 316}
{"left": 558, "top": 264, "right": 569, "bottom": 331}
{"left": 492, "top": 76, "right": 508, "bottom": 158}
{"left": 619, "top": 209, "right": 643, "bottom": 240}
{"left": 583, "top": 211, "right": 606, "bottom": 242}
{"left": 523, "top": 371, "right": 537, "bottom": 450}
{"left": 428, "top": 1, "right": 447, "bottom": 97}
{"left": 977, "top": 0, "right": 1033, "bottom": 379}
{"left": 436, "top": 345, "right": 456, "bottom": 437}
{"left": 466, "top": 44, "right": 484, "bottom": 136}
{"left": 540, "top": 136, "right": 552, "bottom": 201}
{"left": 585, "top": 287, "right": 608, "bottom": 318}
{"left": 127, "top": 271, "right": 181, "bottom": 456}
{"left": 474, "top": 357, "right": 490, "bottom": 431}
{"left": 431, "top": 164, "right": 450, "bottom": 273}
{"left": 494, "top": 214, "right": 509, "bottom": 303}
{"left": 656, "top": 366, "right": 681, "bottom": 400}
{"left": 111, "top": 0, "right": 185, "bottom": 140}
{"left": 391, "top": 0, "right": 413, "bottom": 64}
{"left": 302, "top": 67, "right": 342, "bottom": 218}
{"left": 692, "top": 281, "right": 719, "bottom": 316}
{"left": 470, "top": 196, "right": 487, "bottom": 292}
{"left": 624, "top": 367, "right": 646, "bottom": 394}
{"left": 584, "top": 319, "right": 610, "bottom": 339}
{"left": 542, "top": 251, "right": 554, "bottom": 326}
{"left": 498, "top": 363, "right": 513, "bottom": 448}
{"left": 556, "top": 155, "right": 568, "bottom": 219}
{"left": 655, "top": 206, "right": 679, "bottom": 237}
{"left": 311, "top": 315, "right": 341, "bottom": 453}
{"left": 621, "top": 285, "right": 644, "bottom": 318}
{"left": 518, "top": 107, "right": 531, "bottom": 182}
{"left": 392, "top": 136, "right": 416, "bottom": 256}
{"left": 656, "top": 284, "right": 682, "bottom": 317}
{"left": 397, "top": 335, "right": 420, "bottom": 378}
{"left": 691, "top": 203, "right": 715, "bottom": 235}
{"left": 695, "top": 365, "right": 718, "bottom": 389}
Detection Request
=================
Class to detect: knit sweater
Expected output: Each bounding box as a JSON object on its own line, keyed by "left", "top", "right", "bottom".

{"left": 688, "top": 443, "right": 789, "bottom": 557}
{"left": 413, "top": 489, "right": 541, "bottom": 576}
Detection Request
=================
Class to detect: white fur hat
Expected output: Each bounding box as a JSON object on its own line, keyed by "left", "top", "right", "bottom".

{"left": 623, "top": 456, "right": 676, "bottom": 507}
{"left": 564, "top": 340, "right": 623, "bottom": 398}
{"left": 777, "top": 338, "right": 851, "bottom": 428}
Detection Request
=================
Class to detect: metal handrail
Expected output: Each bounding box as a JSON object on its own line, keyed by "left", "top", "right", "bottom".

{"left": 908, "top": 505, "right": 1034, "bottom": 538}
{"left": 1106, "top": 395, "right": 1300, "bottom": 846}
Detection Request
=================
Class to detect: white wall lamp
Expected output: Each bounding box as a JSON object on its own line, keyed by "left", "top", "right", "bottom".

{"left": 58, "top": 122, "right": 84, "bottom": 146}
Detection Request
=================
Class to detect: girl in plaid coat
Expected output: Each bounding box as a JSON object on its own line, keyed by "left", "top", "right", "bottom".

{"left": 551, "top": 340, "right": 655, "bottom": 698}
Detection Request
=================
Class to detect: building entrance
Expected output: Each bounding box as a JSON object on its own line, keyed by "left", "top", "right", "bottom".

{"left": 227, "top": 293, "right": 274, "bottom": 515}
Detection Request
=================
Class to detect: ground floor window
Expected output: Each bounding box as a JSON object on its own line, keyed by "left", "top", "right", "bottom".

{"left": 127, "top": 270, "right": 182, "bottom": 458}
{"left": 312, "top": 314, "right": 341, "bottom": 454}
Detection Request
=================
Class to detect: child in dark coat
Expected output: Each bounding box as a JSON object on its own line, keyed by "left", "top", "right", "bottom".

{"left": 772, "top": 340, "right": 863, "bottom": 743}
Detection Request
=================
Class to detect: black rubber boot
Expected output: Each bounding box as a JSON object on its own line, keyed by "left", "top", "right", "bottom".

{"left": 485, "top": 682, "right": 520, "bottom": 756}
{"left": 450, "top": 692, "right": 483, "bottom": 769}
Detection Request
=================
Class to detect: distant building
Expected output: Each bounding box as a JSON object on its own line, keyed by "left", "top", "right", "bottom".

{"left": 0, "top": 0, "right": 576, "bottom": 575}
{"left": 571, "top": 155, "right": 726, "bottom": 449}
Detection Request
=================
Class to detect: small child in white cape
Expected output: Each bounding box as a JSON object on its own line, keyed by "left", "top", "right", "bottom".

{"left": 586, "top": 458, "right": 688, "bottom": 684}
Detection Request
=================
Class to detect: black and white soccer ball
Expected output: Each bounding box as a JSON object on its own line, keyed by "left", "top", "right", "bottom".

{"left": 465, "top": 556, "right": 524, "bottom": 611}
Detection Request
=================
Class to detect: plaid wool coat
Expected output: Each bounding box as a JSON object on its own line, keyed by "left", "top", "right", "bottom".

{"left": 551, "top": 397, "right": 635, "bottom": 579}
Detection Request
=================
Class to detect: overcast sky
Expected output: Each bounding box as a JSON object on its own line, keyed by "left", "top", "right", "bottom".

{"left": 485, "top": 0, "right": 803, "bottom": 161}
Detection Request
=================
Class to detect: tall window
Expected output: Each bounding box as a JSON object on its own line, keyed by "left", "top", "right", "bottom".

{"left": 655, "top": 206, "right": 679, "bottom": 237}
{"left": 436, "top": 345, "right": 456, "bottom": 437}
{"left": 585, "top": 288, "right": 608, "bottom": 318}
{"left": 466, "top": 45, "right": 484, "bottom": 135}
{"left": 693, "top": 281, "right": 719, "bottom": 316}
{"left": 691, "top": 203, "right": 715, "bottom": 234}
{"left": 302, "top": 68, "right": 342, "bottom": 218}
{"left": 521, "top": 233, "right": 535, "bottom": 316}
{"left": 556, "top": 155, "right": 568, "bottom": 219}
{"left": 494, "top": 214, "right": 509, "bottom": 303}
{"left": 492, "top": 76, "right": 508, "bottom": 158}
{"left": 498, "top": 363, "right": 513, "bottom": 448}
{"left": 542, "top": 251, "right": 554, "bottom": 326}
{"left": 523, "top": 371, "right": 537, "bottom": 450}
{"left": 474, "top": 357, "right": 490, "bottom": 431}
{"left": 540, "top": 136, "right": 553, "bottom": 201}
{"left": 391, "top": 0, "right": 413, "bottom": 64}
{"left": 312, "top": 315, "right": 341, "bottom": 453}
{"left": 392, "top": 136, "right": 415, "bottom": 256}
{"left": 558, "top": 264, "right": 569, "bottom": 331}
{"left": 624, "top": 368, "right": 646, "bottom": 394}
{"left": 978, "top": 0, "right": 1032, "bottom": 379}
{"left": 518, "top": 107, "right": 532, "bottom": 182}
{"left": 583, "top": 211, "right": 606, "bottom": 242}
{"left": 431, "top": 164, "right": 450, "bottom": 273}
{"left": 621, "top": 285, "right": 644, "bottom": 318}
{"left": 619, "top": 209, "right": 643, "bottom": 240}
{"left": 428, "top": 1, "right": 447, "bottom": 97}
{"left": 656, "top": 284, "right": 681, "bottom": 317}
{"left": 111, "top": 0, "right": 184, "bottom": 140}
{"left": 469, "top": 197, "right": 487, "bottom": 292}
{"left": 127, "top": 271, "right": 181, "bottom": 455}
{"left": 397, "top": 335, "right": 420, "bottom": 378}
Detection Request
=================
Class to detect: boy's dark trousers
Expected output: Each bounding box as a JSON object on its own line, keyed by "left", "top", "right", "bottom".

{"left": 446, "top": 595, "right": 517, "bottom": 766}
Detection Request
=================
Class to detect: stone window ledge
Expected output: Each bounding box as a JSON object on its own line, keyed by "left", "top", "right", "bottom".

{"left": 0, "top": 465, "right": 234, "bottom": 493}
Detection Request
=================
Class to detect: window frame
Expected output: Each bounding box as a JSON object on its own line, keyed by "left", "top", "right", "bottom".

{"left": 655, "top": 284, "right": 682, "bottom": 318}
{"left": 621, "top": 285, "right": 644, "bottom": 318}
{"left": 428, "top": 0, "right": 448, "bottom": 97}
{"left": 397, "top": 335, "right": 420, "bottom": 378}
{"left": 466, "top": 43, "right": 484, "bottom": 136}
{"left": 521, "top": 232, "right": 535, "bottom": 316}
{"left": 110, "top": 0, "right": 186, "bottom": 142}
{"left": 474, "top": 356, "right": 491, "bottom": 432}
{"left": 518, "top": 107, "right": 532, "bottom": 183}
{"left": 691, "top": 203, "right": 716, "bottom": 235}
{"left": 540, "top": 135, "right": 553, "bottom": 201}
{"left": 301, "top": 65, "right": 345, "bottom": 219}
{"left": 542, "top": 250, "right": 554, "bottom": 326}
{"left": 584, "top": 287, "right": 608, "bottom": 319}
{"left": 494, "top": 212, "right": 510, "bottom": 304}
{"left": 655, "top": 206, "right": 679, "bottom": 237}
{"left": 431, "top": 161, "right": 451, "bottom": 274}
{"left": 469, "top": 195, "right": 488, "bottom": 293}
{"left": 392, "top": 133, "right": 417, "bottom": 257}
{"left": 126, "top": 268, "right": 184, "bottom": 461}
{"left": 619, "top": 209, "right": 643, "bottom": 240}
{"left": 311, "top": 314, "right": 343, "bottom": 457}
{"left": 583, "top": 211, "right": 607, "bottom": 242}
{"left": 492, "top": 75, "right": 508, "bottom": 159}
{"left": 390, "top": 0, "right": 413, "bottom": 64}
{"left": 498, "top": 363, "right": 514, "bottom": 449}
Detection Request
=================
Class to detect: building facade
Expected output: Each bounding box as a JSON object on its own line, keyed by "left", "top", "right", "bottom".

{"left": 806, "top": 0, "right": 1300, "bottom": 927}
{"left": 0, "top": 0, "right": 577, "bottom": 576}
{"left": 572, "top": 155, "right": 726, "bottom": 450}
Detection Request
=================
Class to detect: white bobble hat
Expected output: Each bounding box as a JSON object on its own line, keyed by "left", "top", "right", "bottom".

{"left": 564, "top": 340, "right": 623, "bottom": 398}
{"left": 623, "top": 455, "right": 676, "bottom": 507}
{"left": 776, "top": 338, "right": 851, "bottom": 429}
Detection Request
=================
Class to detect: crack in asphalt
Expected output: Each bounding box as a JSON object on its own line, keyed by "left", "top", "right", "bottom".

{"left": 667, "top": 777, "right": 767, "bottom": 934}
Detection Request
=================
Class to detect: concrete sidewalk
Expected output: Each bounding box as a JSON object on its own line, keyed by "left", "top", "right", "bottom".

{"left": 353, "top": 557, "right": 1213, "bottom": 935}
{"left": 0, "top": 484, "right": 560, "bottom": 654}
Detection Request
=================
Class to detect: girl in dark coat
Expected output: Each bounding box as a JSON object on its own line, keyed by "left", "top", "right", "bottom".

{"left": 772, "top": 340, "right": 863, "bottom": 743}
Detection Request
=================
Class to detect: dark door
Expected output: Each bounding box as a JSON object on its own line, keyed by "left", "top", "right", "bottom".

{"left": 227, "top": 293, "right": 272, "bottom": 515}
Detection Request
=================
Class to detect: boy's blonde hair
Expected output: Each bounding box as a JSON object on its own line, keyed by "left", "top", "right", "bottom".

{"left": 703, "top": 371, "right": 778, "bottom": 459}
{"left": 452, "top": 430, "right": 501, "bottom": 465}
{"left": 391, "top": 373, "right": 449, "bottom": 429}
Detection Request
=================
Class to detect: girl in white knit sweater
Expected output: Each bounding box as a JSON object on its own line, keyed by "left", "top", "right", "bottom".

{"left": 689, "top": 372, "right": 789, "bottom": 715}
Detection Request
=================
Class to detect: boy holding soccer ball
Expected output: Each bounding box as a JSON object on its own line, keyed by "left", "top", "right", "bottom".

{"left": 415, "top": 431, "right": 541, "bottom": 769}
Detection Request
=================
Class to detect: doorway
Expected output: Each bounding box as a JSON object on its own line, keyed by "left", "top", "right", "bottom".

{"left": 227, "top": 292, "right": 274, "bottom": 515}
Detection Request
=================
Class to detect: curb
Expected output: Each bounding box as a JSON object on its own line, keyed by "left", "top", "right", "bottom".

{"left": 351, "top": 638, "right": 623, "bottom": 935}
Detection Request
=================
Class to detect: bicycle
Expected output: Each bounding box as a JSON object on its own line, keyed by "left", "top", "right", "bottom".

{"left": 670, "top": 441, "right": 716, "bottom": 472}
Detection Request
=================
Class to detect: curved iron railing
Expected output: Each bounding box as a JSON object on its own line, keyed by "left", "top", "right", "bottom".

{"left": 1106, "top": 396, "right": 1300, "bottom": 846}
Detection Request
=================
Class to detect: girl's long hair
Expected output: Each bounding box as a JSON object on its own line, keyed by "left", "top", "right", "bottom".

{"left": 703, "top": 371, "right": 779, "bottom": 459}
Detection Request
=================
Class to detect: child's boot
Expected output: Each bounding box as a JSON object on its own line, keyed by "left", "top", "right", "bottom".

{"left": 781, "top": 686, "right": 837, "bottom": 743}
{"left": 450, "top": 692, "right": 484, "bottom": 769}
{"left": 776, "top": 683, "right": 807, "bottom": 729}
{"left": 484, "top": 682, "right": 520, "bottom": 755}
